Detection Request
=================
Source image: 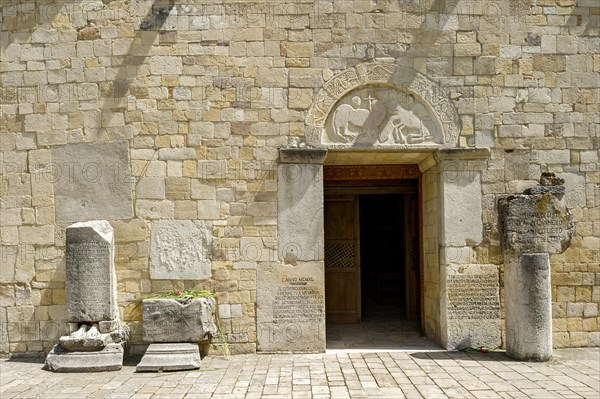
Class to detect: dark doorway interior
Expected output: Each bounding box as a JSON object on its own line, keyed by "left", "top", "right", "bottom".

{"left": 359, "top": 194, "right": 407, "bottom": 318}
{"left": 323, "top": 165, "right": 425, "bottom": 349}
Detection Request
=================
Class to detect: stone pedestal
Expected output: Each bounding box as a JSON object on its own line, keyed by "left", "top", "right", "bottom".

{"left": 45, "top": 221, "right": 129, "bottom": 372}
{"left": 137, "top": 297, "right": 216, "bottom": 372}
{"left": 499, "top": 175, "right": 573, "bottom": 361}
{"left": 136, "top": 343, "right": 201, "bottom": 372}
{"left": 45, "top": 344, "right": 124, "bottom": 373}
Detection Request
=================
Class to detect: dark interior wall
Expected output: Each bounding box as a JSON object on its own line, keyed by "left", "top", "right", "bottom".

{"left": 359, "top": 194, "right": 407, "bottom": 311}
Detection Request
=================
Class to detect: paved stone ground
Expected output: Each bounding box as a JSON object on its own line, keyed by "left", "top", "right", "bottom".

{"left": 1, "top": 348, "right": 598, "bottom": 399}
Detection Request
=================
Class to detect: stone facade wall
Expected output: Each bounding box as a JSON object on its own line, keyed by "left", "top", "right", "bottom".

{"left": 1, "top": 0, "right": 598, "bottom": 356}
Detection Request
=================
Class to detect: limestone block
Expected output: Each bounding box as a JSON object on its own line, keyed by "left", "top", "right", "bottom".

{"left": 557, "top": 172, "right": 586, "bottom": 208}
{"left": 257, "top": 262, "right": 325, "bottom": 352}
{"left": 498, "top": 193, "right": 574, "bottom": 254}
{"left": 51, "top": 141, "right": 133, "bottom": 223}
{"left": 135, "top": 177, "right": 166, "bottom": 199}
{"left": 197, "top": 160, "right": 227, "bottom": 179}
{"left": 158, "top": 148, "right": 196, "bottom": 160}
{"left": 441, "top": 168, "right": 483, "bottom": 246}
{"left": 136, "top": 343, "right": 201, "bottom": 372}
{"left": 285, "top": 42, "right": 314, "bottom": 58}
{"left": 533, "top": 54, "right": 566, "bottom": 72}
{"left": 136, "top": 200, "right": 174, "bottom": 220}
{"left": 142, "top": 298, "right": 217, "bottom": 342}
{"left": 44, "top": 343, "right": 124, "bottom": 372}
{"left": 197, "top": 200, "right": 220, "bottom": 219}
{"left": 150, "top": 56, "right": 182, "bottom": 75}
{"left": 150, "top": 220, "right": 212, "bottom": 280}
{"left": 443, "top": 265, "right": 501, "bottom": 350}
{"left": 535, "top": 150, "right": 571, "bottom": 165}
{"left": 277, "top": 163, "right": 324, "bottom": 262}
{"left": 66, "top": 221, "right": 118, "bottom": 323}
{"left": 111, "top": 220, "right": 147, "bottom": 242}
{"left": 19, "top": 225, "right": 54, "bottom": 245}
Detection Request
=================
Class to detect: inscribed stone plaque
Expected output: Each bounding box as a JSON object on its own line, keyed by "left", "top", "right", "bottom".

{"left": 66, "top": 220, "right": 118, "bottom": 322}
{"left": 150, "top": 220, "right": 212, "bottom": 280}
{"left": 51, "top": 141, "right": 133, "bottom": 223}
{"left": 447, "top": 274, "right": 500, "bottom": 321}
{"left": 499, "top": 193, "right": 573, "bottom": 254}
{"left": 257, "top": 262, "right": 325, "bottom": 352}
{"left": 444, "top": 266, "right": 501, "bottom": 350}
{"left": 142, "top": 298, "right": 217, "bottom": 342}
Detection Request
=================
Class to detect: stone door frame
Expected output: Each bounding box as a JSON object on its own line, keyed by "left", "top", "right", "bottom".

{"left": 270, "top": 147, "right": 492, "bottom": 352}
{"left": 323, "top": 163, "right": 424, "bottom": 332}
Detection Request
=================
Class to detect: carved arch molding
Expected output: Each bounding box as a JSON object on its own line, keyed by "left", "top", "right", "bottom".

{"left": 306, "top": 63, "right": 461, "bottom": 148}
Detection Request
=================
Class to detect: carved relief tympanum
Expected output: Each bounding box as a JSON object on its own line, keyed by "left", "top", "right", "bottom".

{"left": 324, "top": 87, "right": 443, "bottom": 146}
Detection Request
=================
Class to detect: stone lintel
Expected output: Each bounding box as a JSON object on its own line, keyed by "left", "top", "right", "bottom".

{"left": 434, "top": 148, "right": 491, "bottom": 162}
{"left": 420, "top": 148, "right": 490, "bottom": 173}
{"left": 279, "top": 148, "right": 328, "bottom": 164}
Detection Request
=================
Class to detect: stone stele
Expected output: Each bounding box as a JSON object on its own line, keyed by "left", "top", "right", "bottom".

{"left": 444, "top": 265, "right": 501, "bottom": 350}
{"left": 257, "top": 262, "right": 325, "bottom": 352}
{"left": 150, "top": 220, "right": 212, "bottom": 280}
{"left": 51, "top": 141, "right": 133, "bottom": 224}
{"left": 66, "top": 220, "right": 118, "bottom": 323}
{"left": 142, "top": 297, "right": 217, "bottom": 343}
{"left": 498, "top": 193, "right": 573, "bottom": 254}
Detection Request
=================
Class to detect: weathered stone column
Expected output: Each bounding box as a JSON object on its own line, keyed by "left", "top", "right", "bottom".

{"left": 499, "top": 174, "right": 573, "bottom": 361}
{"left": 256, "top": 148, "right": 327, "bottom": 352}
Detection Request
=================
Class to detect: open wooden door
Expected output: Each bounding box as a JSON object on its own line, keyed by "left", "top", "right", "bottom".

{"left": 324, "top": 195, "right": 361, "bottom": 323}
{"left": 404, "top": 195, "right": 419, "bottom": 321}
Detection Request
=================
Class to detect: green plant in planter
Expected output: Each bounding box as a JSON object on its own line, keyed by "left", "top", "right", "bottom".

{"left": 147, "top": 289, "right": 216, "bottom": 301}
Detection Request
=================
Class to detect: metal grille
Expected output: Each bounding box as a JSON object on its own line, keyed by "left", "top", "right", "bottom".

{"left": 325, "top": 243, "right": 355, "bottom": 269}
{"left": 411, "top": 241, "right": 420, "bottom": 270}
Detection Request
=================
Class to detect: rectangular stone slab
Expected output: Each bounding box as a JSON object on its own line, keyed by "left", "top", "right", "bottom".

{"left": 66, "top": 220, "right": 118, "bottom": 322}
{"left": 257, "top": 262, "right": 325, "bottom": 352}
{"left": 44, "top": 343, "right": 123, "bottom": 372}
{"left": 443, "top": 265, "right": 502, "bottom": 350}
{"left": 498, "top": 193, "right": 573, "bottom": 254}
{"left": 142, "top": 298, "right": 217, "bottom": 342}
{"left": 150, "top": 220, "right": 212, "bottom": 280}
{"left": 51, "top": 141, "right": 133, "bottom": 224}
{"left": 136, "top": 343, "right": 201, "bottom": 372}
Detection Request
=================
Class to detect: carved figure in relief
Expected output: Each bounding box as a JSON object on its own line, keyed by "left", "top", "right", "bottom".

{"left": 331, "top": 95, "right": 386, "bottom": 142}
{"left": 379, "top": 105, "right": 434, "bottom": 144}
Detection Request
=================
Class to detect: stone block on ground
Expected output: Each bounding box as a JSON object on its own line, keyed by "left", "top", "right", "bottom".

{"left": 142, "top": 297, "right": 217, "bottom": 343}
{"left": 136, "top": 343, "right": 201, "bottom": 372}
{"left": 44, "top": 343, "right": 124, "bottom": 372}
